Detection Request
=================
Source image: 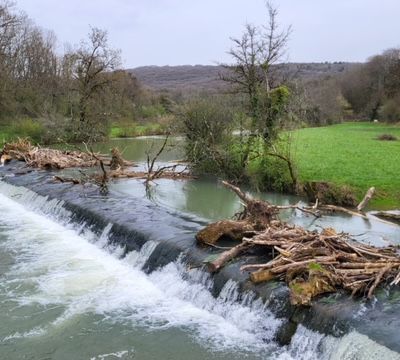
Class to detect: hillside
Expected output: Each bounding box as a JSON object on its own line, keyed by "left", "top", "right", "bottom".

{"left": 129, "top": 62, "right": 358, "bottom": 93}
{"left": 129, "top": 65, "right": 225, "bottom": 93}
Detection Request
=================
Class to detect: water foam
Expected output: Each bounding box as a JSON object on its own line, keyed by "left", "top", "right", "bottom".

{"left": 0, "top": 187, "right": 279, "bottom": 353}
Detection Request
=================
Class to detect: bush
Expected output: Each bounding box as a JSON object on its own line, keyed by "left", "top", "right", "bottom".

{"left": 179, "top": 98, "right": 234, "bottom": 174}
{"left": 138, "top": 104, "right": 166, "bottom": 119}
{"left": 179, "top": 96, "right": 299, "bottom": 193}
{"left": 302, "top": 181, "right": 357, "bottom": 207}
{"left": 9, "top": 118, "right": 44, "bottom": 143}
{"left": 377, "top": 133, "right": 398, "bottom": 141}
{"left": 379, "top": 97, "right": 400, "bottom": 123}
{"left": 37, "top": 114, "right": 71, "bottom": 144}
{"left": 247, "top": 154, "right": 294, "bottom": 193}
{"left": 111, "top": 125, "right": 137, "bottom": 138}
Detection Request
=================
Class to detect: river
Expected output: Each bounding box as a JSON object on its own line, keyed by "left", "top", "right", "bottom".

{"left": 0, "top": 136, "right": 399, "bottom": 359}
{"left": 91, "top": 137, "right": 398, "bottom": 245}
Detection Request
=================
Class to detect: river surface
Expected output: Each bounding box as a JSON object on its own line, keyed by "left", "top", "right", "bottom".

{"left": 91, "top": 137, "right": 398, "bottom": 246}
{"left": 0, "top": 136, "right": 399, "bottom": 359}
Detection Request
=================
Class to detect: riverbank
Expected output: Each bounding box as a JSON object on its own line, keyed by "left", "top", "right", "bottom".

{"left": 0, "top": 120, "right": 170, "bottom": 145}
{"left": 109, "top": 121, "right": 400, "bottom": 202}
{"left": 3, "top": 121, "right": 399, "bottom": 209}
{"left": 107, "top": 121, "right": 400, "bottom": 210}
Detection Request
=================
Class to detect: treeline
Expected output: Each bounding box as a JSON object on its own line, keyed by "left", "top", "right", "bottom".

{"left": 292, "top": 48, "right": 400, "bottom": 126}
{"left": 341, "top": 49, "right": 400, "bottom": 122}
{"left": 0, "top": 1, "right": 142, "bottom": 143}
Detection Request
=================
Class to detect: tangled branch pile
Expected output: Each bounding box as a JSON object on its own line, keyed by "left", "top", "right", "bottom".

{"left": 197, "top": 182, "right": 400, "bottom": 305}
{"left": 2, "top": 138, "right": 98, "bottom": 169}
{"left": 242, "top": 225, "right": 400, "bottom": 305}
{"left": 1, "top": 139, "right": 192, "bottom": 187}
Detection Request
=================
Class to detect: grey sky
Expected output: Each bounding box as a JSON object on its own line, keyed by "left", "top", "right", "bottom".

{"left": 16, "top": 0, "right": 400, "bottom": 68}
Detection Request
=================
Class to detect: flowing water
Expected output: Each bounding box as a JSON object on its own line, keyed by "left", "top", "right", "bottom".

{"left": 92, "top": 137, "right": 399, "bottom": 246}
{"left": 0, "top": 137, "right": 399, "bottom": 359}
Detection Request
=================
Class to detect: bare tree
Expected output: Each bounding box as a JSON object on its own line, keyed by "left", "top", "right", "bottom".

{"left": 0, "top": 1, "right": 141, "bottom": 142}
{"left": 220, "top": 1, "right": 291, "bottom": 144}
{"left": 340, "top": 49, "right": 400, "bottom": 121}
{"left": 219, "top": 0, "right": 291, "bottom": 175}
{"left": 0, "top": 1, "right": 20, "bottom": 117}
{"left": 0, "top": 1, "right": 19, "bottom": 51}
{"left": 68, "top": 27, "right": 121, "bottom": 141}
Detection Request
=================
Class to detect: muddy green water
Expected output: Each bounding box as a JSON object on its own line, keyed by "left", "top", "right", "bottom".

{"left": 92, "top": 137, "right": 399, "bottom": 246}
{"left": 0, "top": 136, "right": 399, "bottom": 360}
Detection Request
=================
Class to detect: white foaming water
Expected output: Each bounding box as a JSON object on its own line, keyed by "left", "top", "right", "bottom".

{"left": 124, "top": 240, "right": 159, "bottom": 269}
{"left": 0, "top": 185, "right": 279, "bottom": 353}
{"left": 90, "top": 350, "right": 130, "bottom": 360}
{"left": 0, "top": 180, "right": 399, "bottom": 359}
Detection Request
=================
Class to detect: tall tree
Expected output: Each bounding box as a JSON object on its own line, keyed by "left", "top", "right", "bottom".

{"left": 221, "top": 1, "right": 291, "bottom": 144}
{"left": 68, "top": 27, "right": 121, "bottom": 141}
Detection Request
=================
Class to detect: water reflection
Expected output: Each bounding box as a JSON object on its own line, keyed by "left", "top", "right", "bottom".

{"left": 91, "top": 136, "right": 184, "bottom": 163}
{"left": 96, "top": 137, "right": 399, "bottom": 246}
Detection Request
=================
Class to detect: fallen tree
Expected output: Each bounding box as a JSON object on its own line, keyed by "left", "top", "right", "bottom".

{"left": 197, "top": 181, "right": 400, "bottom": 305}
{"left": 374, "top": 211, "right": 400, "bottom": 225}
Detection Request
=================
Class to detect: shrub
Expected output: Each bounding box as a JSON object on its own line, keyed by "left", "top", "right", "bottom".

{"left": 377, "top": 133, "right": 398, "bottom": 141}
{"left": 302, "top": 181, "right": 357, "bottom": 207}
{"left": 380, "top": 97, "right": 400, "bottom": 123}
{"left": 179, "top": 98, "right": 234, "bottom": 175}
{"left": 138, "top": 104, "right": 166, "bottom": 119}
{"left": 112, "top": 126, "right": 137, "bottom": 138}
{"left": 9, "top": 118, "right": 44, "bottom": 143}
{"left": 247, "top": 154, "right": 294, "bottom": 193}
{"left": 37, "top": 114, "right": 70, "bottom": 144}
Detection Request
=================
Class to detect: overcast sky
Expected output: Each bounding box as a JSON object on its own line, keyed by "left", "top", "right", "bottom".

{"left": 16, "top": 0, "right": 400, "bottom": 68}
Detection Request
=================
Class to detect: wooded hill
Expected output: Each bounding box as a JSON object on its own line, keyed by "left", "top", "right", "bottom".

{"left": 129, "top": 63, "right": 358, "bottom": 93}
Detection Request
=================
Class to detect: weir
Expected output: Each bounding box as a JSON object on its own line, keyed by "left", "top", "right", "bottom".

{"left": 0, "top": 161, "right": 399, "bottom": 358}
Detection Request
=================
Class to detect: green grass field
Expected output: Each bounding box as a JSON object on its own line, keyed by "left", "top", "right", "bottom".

{"left": 110, "top": 123, "right": 167, "bottom": 138}
{"left": 1, "top": 122, "right": 166, "bottom": 142}
{"left": 0, "top": 127, "right": 13, "bottom": 144}
{"left": 293, "top": 122, "right": 400, "bottom": 209}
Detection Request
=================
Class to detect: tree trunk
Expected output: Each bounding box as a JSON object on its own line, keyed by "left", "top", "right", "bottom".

{"left": 207, "top": 242, "right": 251, "bottom": 273}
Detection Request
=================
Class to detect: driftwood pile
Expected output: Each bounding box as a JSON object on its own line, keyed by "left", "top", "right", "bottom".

{"left": 197, "top": 182, "right": 400, "bottom": 305}
{"left": 1, "top": 139, "right": 192, "bottom": 190}
{"left": 1, "top": 138, "right": 98, "bottom": 169}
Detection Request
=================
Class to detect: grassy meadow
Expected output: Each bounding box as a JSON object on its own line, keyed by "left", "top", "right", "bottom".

{"left": 110, "top": 123, "right": 168, "bottom": 138}
{"left": 0, "top": 126, "right": 16, "bottom": 144}
{"left": 293, "top": 122, "right": 400, "bottom": 209}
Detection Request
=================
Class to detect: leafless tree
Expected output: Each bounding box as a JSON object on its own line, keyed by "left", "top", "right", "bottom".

{"left": 67, "top": 27, "right": 121, "bottom": 141}
{"left": 0, "top": 1, "right": 142, "bottom": 142}
{"left": 340, "top": 48, "right": 400, "bottom": 121}
{"left": 220, "top": 1, "right": 291, "bottom": 143}
{"left": 0, "top": 1, "right": 19, "bottom": 51}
